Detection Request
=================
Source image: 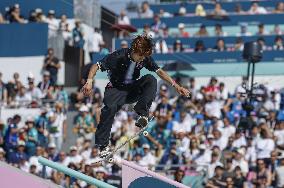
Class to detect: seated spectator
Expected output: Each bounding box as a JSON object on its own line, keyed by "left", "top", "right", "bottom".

{"left": 64, "top": 146, "right": 83, "bottom": 166}
{"left": 43, "top": 48, "right": 61, "bottom": 85}
{"left": 172, "top": 111, "right": 192, "bottom": 136}
{"left": 155, "top": 39, "right": 168, "bottom": 54}
{"left": 233, "top": 166, "right": 246, "bottom": 188}
{"left": 232, "top": 148, "right": 249, "bottom": 176}
{"left": 26, "top": 80, "right": 43, "bottom": 102}
{"left": 214, "top": 24, "right": 227, "bottom": 37}
{"left": 271, "top": 24, "right": 283, "bottom": 35}
{"left": 194, "top": 24, "right": 209, "bottom": 37}
{"left": 15, "top": 86, "right": 31, "bottom": 107}
{"left": 178, "top": 6, "right": 187, "bottom": 16}
{"left": 234, "top": 37, "right": 244, "bottom": 51}
{"left": 159, "top": 9, "right": 171, "bottom": 18}
{"left": 9, "top": 4, "right": 25, "bottom": 23}
{"left": 177, "top": 23, "right": 189, "bottom": 38}
{"left": 256, "top": 23, "right": 269, "bottom": 36}
{"left": 174, "top": 169, "right": 185, "bottom": 183}
{"left": 213, "top": 38, "right": 227, "bottom": 52}
{"left": 72, "top": 19, "right": 85, "bottom": 48}
{"left": 173, "top": 40, "right": 184, "bottom": 53}
{"left": 256, "top": 125, "right": 275, "bottom": 160}
{"left": 8, "top": 140, "right": 28, "bottom": 165}
{"left": 143, "top": 24, "right": 155, "bottom": 38}
{"left": 194, "top": 40, "right": 206, "bottom": 52}
{"left": 38, "top": 71, "right": 53, "bottom": 97}
{"left": 120, "top": 40, "right": 128, "bottom": 49}
{"left": 155, "top": 96, "right": 172, "bottom": 119}
{"left": 195, "top": 4, "right": 206, "bottom": 17}
{"left": 236, "top": 23, "right": 252, "bottom": 36}
{"left": 248, "top": 1, "right": 267, "bottom": 14}
{"left": 151, "top": 14, "right": 166, "bottom": 35}
{"left": 234, "top": 3, "right": 246, "bottom": 14}
{"left": 139, "top": 144, "right": 156, "bottom": 168}
{"left": 253, "top": 159, "right": 272, "bottom": 187}
{"left": 206, "top": 166, "right": 226, "bottom": 187}
{"left": 217, "top": 82, "right": 229, "bottom": 101}
{"left": 211, "top": 3, "right": 227, "bottom": 16}
{"left": 275, "top": 156, "right": 284, "bottom": 188}
{"left": 273, "top": 2, "right": 284, "bottom": 14}
{"left": 0, "top": 11, "right": 5, "bottom": 23}
{"left": 118, "top": 10, "right": 130, "bottom": 25}
{"left": 273, "top": 36, "right": 284, "bottom": 50}
{"left": 45, "top": 10, "right": 59, "bottom": 38}
{"left": 208, "top": 153, "right": 223, "bottom": 178}
{"left": 139, "top": 1, "right": 153, "bottom": 18}
{"left": 257, "top": 37, "right": 268, "bottom": 51}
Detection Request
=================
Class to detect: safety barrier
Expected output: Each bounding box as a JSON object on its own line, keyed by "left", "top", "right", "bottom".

{"left": 38, "top": 157, "right": 116, "bottom": 188}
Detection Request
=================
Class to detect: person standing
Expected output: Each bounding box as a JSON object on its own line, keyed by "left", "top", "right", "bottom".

{"left": 43, "top": 48, "right": 61, "bottom": 85}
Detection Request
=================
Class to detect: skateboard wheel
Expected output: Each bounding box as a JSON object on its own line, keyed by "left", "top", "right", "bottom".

{"left": 143, "top": 131, "right": 148, "bottom": 136}
{"left": 108, "top": 158, "right": 114, "bottom": 163}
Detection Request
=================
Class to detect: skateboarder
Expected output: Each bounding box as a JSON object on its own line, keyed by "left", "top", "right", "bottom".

{"left": 82, "top": 34, "right": 190, "bottom": 158}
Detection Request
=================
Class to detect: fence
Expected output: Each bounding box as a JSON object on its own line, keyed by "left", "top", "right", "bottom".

{"left": 38, "top": 156, "right": 116, "bottom": 188}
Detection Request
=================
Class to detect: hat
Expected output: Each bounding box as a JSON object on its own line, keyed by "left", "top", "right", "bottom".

{"left": 35, "top": 8, "right": 42, "bottom": 13}
{"left": 28, "top": 72, "right": 34, "bottom": 79}
{"left": 195, "top": 114, "right": 204, "bottom": 120}
{"left": 48, "top": 143, "right": 56, "bottom": 148}
{"left": 70, "top": 146, "right": 78, "bottom": 151}
{"left": 48, "top": 10, "right": 55, "bottom": 15}
{"left": 161, "top": 85, "right": 168, "bottom": 91}
{"left": 79, "top": 105, "right": 89, "bottom": 112}
{"left": 199, "top": 144, "right": 206, "bottom": 150}
{"left": 18, "top": 140, "right": 26, "bottom": 146}
{"left": 0, "top": 147, "right": 5, "bottom": 154}
{"left": 43, "top": 71, "right": 50, "bottom": 76}
{"left": 178, "top": 23, "right": 185, "bottom": 29}
{"left": 26, "top": 116, "right": 34, "bottom": 122}
{"left": 179, "top": 7, "right": 186, "bottom": 15}
{"left": 14, "top": 4, "right": 20, "bottom": 8}
{"left": 142, "top": 144, "right": 150, "bottom": 149}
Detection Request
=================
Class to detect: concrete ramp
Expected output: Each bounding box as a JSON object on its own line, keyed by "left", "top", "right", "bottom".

{"left": 0, "top": 161, "right": 58, "bottom": 188}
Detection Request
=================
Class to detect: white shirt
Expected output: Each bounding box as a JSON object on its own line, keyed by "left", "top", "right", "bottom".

{"left": 256, "top": 138, "right": 275, "bottom": 159}
{"left": 51, "top": 112, "right": 66, "bottom": 137}
{"left": 274, "top": 130, "right": 284, "bottom": 146}
{"left": 140, "top": 152, "right": 156, "bottom": 167}
{"left": 88, "top": 32, "right": 103, "bottom": 52}
{"left": 29, "top": 156, "right": 42, "bottom": 173}
{"left": 245, "top": 146, "right": 257, "bottom": 165}
{"left": 232, "top": 136, "right": 247, "bottom": 148}
{"left": 212, "top": 136, "right": 228, "bottom": 150}
{"left": 233, "top": 159, "right": 249, "bottom": 175}
{"left": 44, "top": 18, "right": 59, "bottom": 37}
{"left": 222, "top": 125, "right": 236, "bottom": 138}
{"left": 65, "top": 155, "right": 83, "bottom": 165}
{"left": 118, "top": 16, "right": 130, "bottom": 25}
{"left": 15, "top": 93, "right": 32, "bottom": 105}
{"left": 276, "top": 166, "right": 284, "bottom": 187}
{"left": 205, "top": 101, "right": 222, "bottom": 118}
{"left": 248, "top": 7, "right": 267, "bottom": 14}
{"left": 26, "top": 87, "right": 43, "bottom": 100}
{"left": 208, "top": 161, "right": 223, "bottom": 178}
{"left": 173, "top": 117, "right": 192, "bottom": 133}
{"left": 155, "top": 40, "right": 169, "bottom": 54}
{"left": 177, "top": 137, "right": 190, "bottom": 153}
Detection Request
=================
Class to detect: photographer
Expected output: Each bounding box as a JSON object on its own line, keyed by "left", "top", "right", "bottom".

{"left": 43, "top": 48, "right": 61, "bottom": 85}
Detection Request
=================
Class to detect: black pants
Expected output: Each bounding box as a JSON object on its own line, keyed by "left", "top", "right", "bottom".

{"left": 95, "top": 74, "right": 157, "bottom": 147}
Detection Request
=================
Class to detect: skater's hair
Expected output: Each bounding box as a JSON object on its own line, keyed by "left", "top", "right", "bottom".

{"left": 131, "top": 34, "right": 154, "bottom": 57}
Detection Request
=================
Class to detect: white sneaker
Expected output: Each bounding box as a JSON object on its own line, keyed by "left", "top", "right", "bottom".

{"left": 135, "top": 116, "right": 148, "bottom": 128}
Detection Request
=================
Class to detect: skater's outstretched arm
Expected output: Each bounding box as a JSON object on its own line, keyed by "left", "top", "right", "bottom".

{"left": 156, "top": 69, "right": 191, "bottom": 97}
{"left": 81, "top": 64, "right": 99, "bottom": 96}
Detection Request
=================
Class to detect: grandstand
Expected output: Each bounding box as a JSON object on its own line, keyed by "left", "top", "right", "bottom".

{"left": 0, "top": 0, "right": 284, "bottom": 188}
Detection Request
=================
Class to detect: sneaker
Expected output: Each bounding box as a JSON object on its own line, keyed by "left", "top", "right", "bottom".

{"left": 135, "top": 116, "right": 148, "bottom": 128}
{"left": 99, "top": 145, "right": 112, "bottom": 159}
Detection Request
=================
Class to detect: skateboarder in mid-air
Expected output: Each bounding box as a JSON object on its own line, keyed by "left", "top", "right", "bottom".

{"left": 82, "top": 34, "right": 190, "bottom": 158}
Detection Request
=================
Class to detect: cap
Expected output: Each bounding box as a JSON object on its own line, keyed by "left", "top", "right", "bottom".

{"left": 28, "top": 72, "right": 34, "bottom": 79}
{"left": 70, "top": 146, "right": 78, "bottom": 151}
{"left": 43, "top": 71, "right": 50, "bottom": 76}
{"left": 178, "top": 23, "right": 185, "bottom": 29}
{"left": 48, "top": 143, "right": 56, "bottom": 148}
{"left": 14, "top": 4, "right": 20, "bottom": 8}
{"left": 18, "top": 140, "right": 26, "bottom": 146}
{"left": 48, "top": 10, "right": 55, "bottom": 15}
{"left": 142, "top": 144, "right": 150, "bottom": 149}
{"left": 94, "top": 167, "right": 107, "bottom": 174}
{"left": 26, "top": 116, "right": 34, "bottom": 122}
{"left": 179, "top": 7, "right": 186, "bottom": 14}
{"left": 79, "top": 105, "right": 89, "bottom": 112}
{"left": 35, "top": 8, "right": 42, "bottom": 13}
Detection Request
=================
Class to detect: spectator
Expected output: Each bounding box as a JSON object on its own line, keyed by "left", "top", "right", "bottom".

{"left": 273, "top": 36, "right": 284, "bottom": 50}
{"left": 34, "top": 8, "right": 45, "bottom": 22}
{"left": 160, "top": 26, "right": 169, "bottom": 38}
{"left": 9, "top": 4, "right": 25, "bottom": 23}
{"left": 273, "top": 2, "right": 284, "bottom": 14}
{"left": 88, "top": 27, "right": 103, "bottom": 61}
{"left": 234, "top": 3, "right": 245, "bottom": 14}
{"left": 120, "top": 40, "right": 128, "bottom": 49}
{"left": 211, "top": 3, "right": 227, "bottom": 16}
{"left": 172, "top": 111, "right": 191, "bottom": 135}
{"left": 8, "top": 140, "right": 28, "bottom": 164}
{"left": 177, "top": 23, "right": 189, "bottom": 38}
{"left": 139, "top": 144, "right": 156, "bottom": 167}
{"left": 174, "top": 169, "right": 185, "bottom": 183}
{"left": 234, "top": 37, "right": 244, "bottom": 51}
{"left": 38, "top": 71, "right": 52, "bottom": 97}
{"left": 254, "top": 159, "right": 272, "bottom": 187}
{"left": 45, "top": 10, "right": 59, "bottom": 38}
{"left": 206, "top": 166, "right": 226, "bottom": 187}
{"left": 118, "top": 10, "right": 130, "bottom": 25}
{"left": 0, "top": 12, "right": 5, "bottom": 23}
{"left": 248, "top": 1, "right": 267, "bottom": 14}
{"left": 64, "top": 146, "right": 83, "bottom": 166}
{"left": 155, "top": 39, "right": 168, "bottom": 54}
{"left": 139, "top": 1, "right": 153, "bottom": 18}
{"left": 159, "top": 9, "right": 171, "bottom": 18}
{"left": 72, "top": 19, "right": 85, "bottom": 48}
{"left": 195, "top": 4, "right": 206, "bottom": 17}
{"left": 0, "top": 72, "right": 7, "bottom": 104}
{"left": 208, "top": 153, "right": 223, "bottom": 178}
{"left": 236, "top": 23, "right": 252, "bottom": 36}
{"left": 232, "top": 148, "right": 249, "bottom": 176}
{"left": 213, "top": 38, "right": 227, "bottom": 52}
{"left": 194, "top": 24, "right": 209, "bottom": 37}
{"left": 271, "top": 24, "right": 283, "bottom": 35}
{"left": 178, "top": 6, "right": 187, "bottom": 16}
{"left": 276, "top": 155, "right": 284, "bottom": 188}
{"left": 143, "top": 24, "right": 155, "bottom": 38}
{"left": 205, "top": 94, "right": 222, "bottom": 119}
{"left": 214, "top": 24, "right": 227, "bottom": 37}
{"left": 257, "top": 37, "right": 268, "bottom": 51}
{"left": 26, "top": 80, "right": 43, "bottom": 102}
{"left": 256, "top": 23, "right": 269, "bottom": 36}
{"left": 194, "top": 40, "right": 206, "bottom": 52}
{"left": 25, "top": 117, "right": 38, "bottom": 157}
{"left": 151, "top": 14, "right": 166, "bottom": 35}
{"left": 256, "top": 126, "right": 275, "bottom": 160}
{"left": 233, "top": 166, "right": 246, "bottom": 188}
{"left": 43, "top": 48, "right": 61, "bottom": 85}
{"left": 59, "top": 14, "right": 71, "bottom": 41}
{"left": 173, "top": 40, "right": 184, "bottom": 53}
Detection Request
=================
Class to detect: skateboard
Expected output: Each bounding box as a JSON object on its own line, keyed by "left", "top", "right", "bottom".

{"left": 94, "top": 116, "right": 154, "bottom": 164}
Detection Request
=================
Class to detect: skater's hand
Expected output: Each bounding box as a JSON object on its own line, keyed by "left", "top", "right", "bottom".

{"left": 176, "top": 86, "right": 191, "bottom": 98}
{"left": 81, "top": 81, "right": 93, "bottom": 96}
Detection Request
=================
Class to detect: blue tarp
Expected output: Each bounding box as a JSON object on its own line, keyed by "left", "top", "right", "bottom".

{"left": 131, "top": 14, "right": 284, "bottom": 28}
{"left": 92, "top": 50, "right": 284, "bottom": 64}
{"left": 150, "top": 0, "right": 282, "bottom": 14}
{"left": 0, "top": 23, "right": 48, "bottom": 57}
{"left": 0, "top": 0, "right": 73, "bottom": 18}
